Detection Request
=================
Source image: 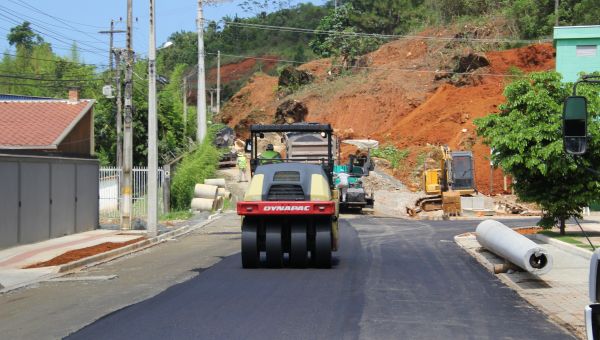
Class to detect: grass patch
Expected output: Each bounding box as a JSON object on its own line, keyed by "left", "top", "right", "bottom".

{"left": 222, "top": 198, "right": 233, "bottom": 211}
{"left": 371, "top": 144, "right": 410, "bottom": 170}
{"left": 160, "top": 210, "right": 192, "bottom": 221}
{"left": 538, "top": 230, "right": 598, "bottom": 250}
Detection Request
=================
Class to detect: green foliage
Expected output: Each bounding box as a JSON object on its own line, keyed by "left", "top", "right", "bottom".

{"left": 7, "top": 21, "right": 44, "bottom": 50}
{"left": 371, "top": 144, "right": 409, "bottom": 169}
{"left": 475, "top": 71, "right": 600, "bottom": 232}
{"left": 348, "top": 0, "right": 432, "bottom": 34}
{"left": 309, "top": 4, "right": 381, "bottom": 67}
{"left": 160, "top": 210, "right": 193, "bottom": 221}
{"left": 170, "top": 126, "right": 221, "bottom": 210}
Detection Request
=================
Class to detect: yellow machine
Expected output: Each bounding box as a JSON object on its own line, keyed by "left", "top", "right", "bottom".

{"left": 407, "top": 146, "right": 476, "bottom": 216}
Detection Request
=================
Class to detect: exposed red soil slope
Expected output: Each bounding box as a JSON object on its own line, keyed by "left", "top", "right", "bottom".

{"left": 207, "top": 55, "right": 279, "bottom": 84}
{"left": 219, "top": 33, "right": 555, "bottom": 194}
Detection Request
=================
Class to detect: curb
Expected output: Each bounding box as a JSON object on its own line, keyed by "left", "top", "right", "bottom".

{"left": 58, "top": 212, "right": 224, "bottom": 273}
{"left": 0, "top": 212, "right": 224, "bottom": 294}
{"left": 532, "top": 233, "right": 593, "bottom": 260}
{"left": 454, "top": 234, "right": 585, "bottom": 339}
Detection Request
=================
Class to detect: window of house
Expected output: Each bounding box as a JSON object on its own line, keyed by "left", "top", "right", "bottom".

{"left": 576, "top": 45, "right": 597, "bottom": 57}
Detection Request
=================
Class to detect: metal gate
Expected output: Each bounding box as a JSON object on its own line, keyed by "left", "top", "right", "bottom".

{"left": 99, "top": 167, "right": 164, "bottom": 220}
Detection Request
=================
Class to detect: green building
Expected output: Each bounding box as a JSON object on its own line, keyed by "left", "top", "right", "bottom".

{"left": 553, "top": 25, "right": 600, "bottom": 83}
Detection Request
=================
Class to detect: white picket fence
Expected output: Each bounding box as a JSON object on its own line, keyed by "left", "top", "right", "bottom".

{"left": 99, "top": 167, "right": 164, "bottom": 220}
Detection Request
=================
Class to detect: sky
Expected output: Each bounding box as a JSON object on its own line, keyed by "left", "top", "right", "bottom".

{"left": 0, "top": 0, "right": 326, "bottom": 70}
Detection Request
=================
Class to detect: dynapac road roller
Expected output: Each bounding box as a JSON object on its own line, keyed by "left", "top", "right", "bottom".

{"left": 237, "top": 123, "right": 339, "bottom": 268}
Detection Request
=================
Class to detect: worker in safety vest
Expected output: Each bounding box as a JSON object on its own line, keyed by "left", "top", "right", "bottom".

{"left": 237, "top": 152, "right": 248, "bottom": 182}
{"left": 259, "top": 143, "right": 282, "bottom": 164}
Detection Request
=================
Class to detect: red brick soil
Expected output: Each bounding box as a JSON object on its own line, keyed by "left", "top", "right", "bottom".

{"left": 25, "top": 237, "right": 146, "bottom": 268}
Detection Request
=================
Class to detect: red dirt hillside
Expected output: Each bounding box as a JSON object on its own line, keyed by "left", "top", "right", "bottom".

{"left": 218, "top": 28, "right": 555, "bottom": 194}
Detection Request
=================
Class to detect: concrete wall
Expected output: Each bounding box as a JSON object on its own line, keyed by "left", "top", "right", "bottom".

{"left": 0, "top": 154, "right": 99, "bottom": 249}
{"left": 554, "top": 26, "right": 600, "bottom": 83}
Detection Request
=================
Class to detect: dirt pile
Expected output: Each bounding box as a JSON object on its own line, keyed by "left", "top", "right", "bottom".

{"left": 218, "top": 23, "right": 555, "bottom": 195}
{"left": 274, "top": 99, "right": 308, "bottom": 124}
{"left": 278, "top": 66, "right": 314, "bottom": 92}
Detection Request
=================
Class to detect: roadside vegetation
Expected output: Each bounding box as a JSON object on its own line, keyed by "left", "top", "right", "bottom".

{"left": 539, "top": 230, "right": 599, "bottom": 251}
{"left": 170, "top": 125, "right": 222, "bottom": 210}
{"left": 371, "top": 144, "right": 409, "bottom": 170}
{"left": 475, "top": 71, "right": 600, "bottom": 235}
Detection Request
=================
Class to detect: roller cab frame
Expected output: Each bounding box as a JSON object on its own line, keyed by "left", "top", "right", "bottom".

{"left": 239, "top": 124, "right": 338, "bottom": 269}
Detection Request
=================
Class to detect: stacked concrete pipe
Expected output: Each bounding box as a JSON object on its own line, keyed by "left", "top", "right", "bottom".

{"left": 476, "top": 219, "right": 553, "bottom": 275}
{"left": 205, "top": 178, "right": 226, "bottom": 188}
{"left": 191, "top": 183, "right": 219, "bottom": 212}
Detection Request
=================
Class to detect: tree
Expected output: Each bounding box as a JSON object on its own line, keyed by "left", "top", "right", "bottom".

{"left": 7, "top": 22, "right": 44, "bottom": 50}
{"left": 309, "top": 4, "right": 381, "bottom": 68}
{"left": 475, "top": 72, "right": 600, "bottom": 235}
{"left": 348, "top": 0, "right": 429, "bottom": 34}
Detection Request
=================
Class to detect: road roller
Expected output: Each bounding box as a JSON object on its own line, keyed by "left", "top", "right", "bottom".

{"left": 237, "top": 123, "right": 339, "bottom": 268}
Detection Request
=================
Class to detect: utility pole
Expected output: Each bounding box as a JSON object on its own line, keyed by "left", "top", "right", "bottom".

{"left": 113, "top": 49, "right": 124, "bottom": 168}
{"left": 100, "top": 21, "right": 126, "bottom": 168}
{"left": 555, "top": 0, "right": 560, "bottom": 26}
{"left": 122, "top": 0, "right": 134, "bottom": 230}
{"left": 147, "top": 0, "right": 158, "bottom": 237}
{"left": 489, "top": 149, "right": 494, "bottom": 196}
{"left": 99, "top": 20, "right": 126, "bottom": 71}
{"left": 216, "top": 50, "right": 220, "bottom": 114}
{"left": 183, "top": 77, "right": 188, "bottom": 136}
{"left": 196, "top": 0, "right": 207, "bottom": 142}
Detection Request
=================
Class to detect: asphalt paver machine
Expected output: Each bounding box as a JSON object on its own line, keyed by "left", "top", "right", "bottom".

{"left": 237, "top": 123, "right": 339, "bottom": 268}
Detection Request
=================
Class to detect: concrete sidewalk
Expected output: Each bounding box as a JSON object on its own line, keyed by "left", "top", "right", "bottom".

{"left": 0, "top": 230, "right": 145, "bottom": 292}
{"left": 0, "top": 212, "right": 220, "bottom": 293}
{"left": 455, "top": 231, "right": 590, "bottom": 339}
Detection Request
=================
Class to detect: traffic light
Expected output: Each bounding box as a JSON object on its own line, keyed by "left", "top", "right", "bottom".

{"left": 563, "top": 96, "right": 588, "bottom": 155}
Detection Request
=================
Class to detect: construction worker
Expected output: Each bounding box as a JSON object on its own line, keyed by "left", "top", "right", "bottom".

{"left": 259, "top": 143, "right": 282, "bottom": 164}
{"left": 237, "top": 151, "right": 248, "bottom": 182}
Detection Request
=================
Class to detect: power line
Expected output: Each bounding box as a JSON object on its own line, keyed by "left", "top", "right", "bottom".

{"left": 0, "top": 4, "right": 104, "bottom": 40}
{"left": 222, "top": 21, "right": 552, "bottom": 44}
{"left": 0, "top": 81, "right": 94, "bottom": 88}
{"left": 0, "top": 15, "right": 105, "bottom": 56}
{"left": 0, "top": 8, "right": 107, "bottom": 54}
{"left": 204, "top": 51, "right": 528, "bottom": 78}
{"left": 0, "top": 74, "right": 102, "bottom": 82}
{"left": 6, "top": 0, "right": 106, "bottom": 44}
{"left": 1, "top": 52, "right": 109, "bottom": 68}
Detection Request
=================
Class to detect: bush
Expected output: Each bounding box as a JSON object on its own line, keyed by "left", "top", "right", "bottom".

{"left": 371, "top": 144, "right": 409, "bottom": 169}
{"left": 170, "top": 127, "right": 221, "bottom": 210}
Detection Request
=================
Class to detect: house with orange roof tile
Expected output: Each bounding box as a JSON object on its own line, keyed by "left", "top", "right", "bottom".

{"left": 0, "top": 89, "right": 95, "bottom": 157}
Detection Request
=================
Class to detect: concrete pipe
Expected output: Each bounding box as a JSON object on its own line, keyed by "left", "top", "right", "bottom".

{"left": 191, "top": 198, "right": 215, "bottom": 211}
{"left": 194, "top": 184, "right": 218, "bottom": 199}
{"left": 217, "top": 188, "right": 232, "bottom": 200}
{"left": 204, "top": 178, "right": 226, "bottom": 188}
{"left": 476, "top": 219, "right": 553, "bottom": 275}
{"left": 215, "top": 196, "right": 224, "bottom": 210}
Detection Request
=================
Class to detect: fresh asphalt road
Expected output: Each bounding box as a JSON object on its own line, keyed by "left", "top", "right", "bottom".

{"left": 69, "top": 217, "right": 573, "bottom": 339}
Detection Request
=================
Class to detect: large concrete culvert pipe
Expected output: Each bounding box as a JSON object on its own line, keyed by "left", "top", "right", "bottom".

{"left": 476, "top": 219, "right": 553, "bottom": 275}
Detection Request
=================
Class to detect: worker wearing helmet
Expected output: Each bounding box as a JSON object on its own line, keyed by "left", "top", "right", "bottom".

{"left": 259, "top": 143, "right": 282, "bottom": 164}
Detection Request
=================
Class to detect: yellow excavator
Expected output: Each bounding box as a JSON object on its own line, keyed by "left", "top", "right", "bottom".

{"left": 407, "top": 146, "right": 476, "bottom": 216}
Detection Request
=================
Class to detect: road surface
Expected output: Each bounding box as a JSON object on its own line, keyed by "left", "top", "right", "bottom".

{"left": 67, "top": 216, "right": 572, "bottom": 339}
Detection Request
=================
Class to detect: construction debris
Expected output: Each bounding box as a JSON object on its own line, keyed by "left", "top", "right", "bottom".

{"left": 274, "top": 99, "right": 308, "bottom": 124}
